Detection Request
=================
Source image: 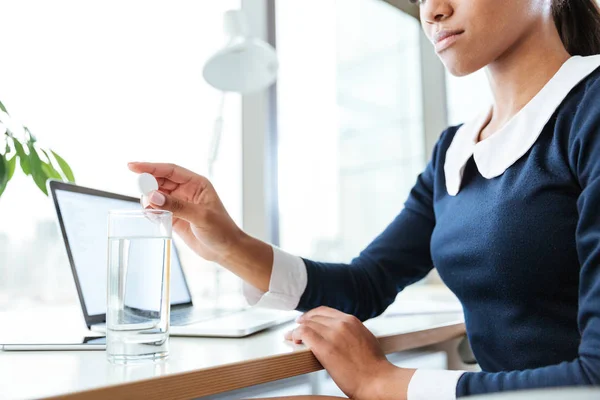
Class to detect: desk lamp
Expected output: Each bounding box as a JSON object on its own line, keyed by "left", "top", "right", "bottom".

{"left": 201, "top": 10, "right": 278, "bottom": 306}
{"left": 203, "top": 10, "right": 279, "bottom": 176}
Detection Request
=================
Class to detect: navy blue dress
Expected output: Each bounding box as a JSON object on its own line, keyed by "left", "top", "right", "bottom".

{"left": 296, "top": 63, "right": 600, "bottom": 396}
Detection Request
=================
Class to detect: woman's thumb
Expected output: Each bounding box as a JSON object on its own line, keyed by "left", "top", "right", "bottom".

{"left": 146, "top": 191, "right": 195, "bottom": 221}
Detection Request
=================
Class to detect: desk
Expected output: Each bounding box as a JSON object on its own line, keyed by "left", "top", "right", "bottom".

{"left": 0, "top": 287, "right": 466, "bottom": 400}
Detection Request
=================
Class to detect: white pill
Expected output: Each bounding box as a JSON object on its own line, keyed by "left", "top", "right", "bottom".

{"left": 137, "top": 173, "right": 159, "bottom": 195}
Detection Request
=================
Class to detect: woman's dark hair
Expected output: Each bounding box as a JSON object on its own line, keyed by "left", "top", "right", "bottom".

{"left": 553, "top": 0, "right": 600, "bottom": 56}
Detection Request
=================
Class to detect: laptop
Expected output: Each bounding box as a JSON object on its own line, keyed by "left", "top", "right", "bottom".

{"left": 48, "top": 180, "right": 298, "bottom": 337}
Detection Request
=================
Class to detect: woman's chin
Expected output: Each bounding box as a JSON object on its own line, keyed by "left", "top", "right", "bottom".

{"left": 440, "top": 54, "right": 486, "bottom": 77}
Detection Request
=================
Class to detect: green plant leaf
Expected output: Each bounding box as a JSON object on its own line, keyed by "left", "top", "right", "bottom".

{"left": 40, "top": 148, "right": 50, "bottom": 162}
{"left": 41, "top": 162, "right": 62, "bottom": 180}
{"left": 12, "top": 138, "right": 30, "bottom": 176}
{"left": 24, "top": 126, "right": 36, "bottom": 142}
{"left": 27, "top": 142, "right": 49, "bottom": 195}
{"left": 40, "top": 149, "right": 66, "bottom": 182}
{"left": 0, "top": 102, "right": 74, "bottom": 196}
{"left": 7, "top": 155, "right": 16, "bottom": 181}
{"left": 51, "top": 150, "right": 75, "bottom": 182}
{"left": 40, "top": 148, "right": 54, "bottom": 168}
{"left": 0, "top": 154, "right": 8, "bottom": 197}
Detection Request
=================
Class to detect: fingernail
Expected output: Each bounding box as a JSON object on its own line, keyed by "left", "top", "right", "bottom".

{"left": 295, "top": 315, "right": 303, "bottom": 323}
{"left": 149, "top": 191, "right": 165, "bottom": 206}
{"left": 141, "top": 195, "right": 150, "bottom": 209}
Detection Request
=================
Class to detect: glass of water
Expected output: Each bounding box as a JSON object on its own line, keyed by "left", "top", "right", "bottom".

{"left": 107, "top": 210, "right": 172, "bottom": 364}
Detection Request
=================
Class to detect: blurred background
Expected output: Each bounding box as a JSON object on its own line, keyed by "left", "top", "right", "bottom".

{"left": 0, "top": 0, "right": 491, "bottom": 311}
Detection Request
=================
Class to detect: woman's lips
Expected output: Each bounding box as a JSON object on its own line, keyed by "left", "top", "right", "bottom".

{"left": 434, "top": 30, "right": 464, "bottom": 53}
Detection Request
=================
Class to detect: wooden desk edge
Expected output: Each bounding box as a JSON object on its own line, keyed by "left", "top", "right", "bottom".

{"left": 49, "top": 321, "right": 467, "bottom": 400}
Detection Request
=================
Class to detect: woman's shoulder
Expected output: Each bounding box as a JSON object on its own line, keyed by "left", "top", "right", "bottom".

{"left": 578, "top": 62, "right": 600, "bottom": 95}
{"left": 557, "top": 64, "right": 600, "bottom": 181}
{"left": 563, "top": 63, "right": 600, "bottom": 119}
{"left": 557, "top": 64, "right": 600, "bottom": 140}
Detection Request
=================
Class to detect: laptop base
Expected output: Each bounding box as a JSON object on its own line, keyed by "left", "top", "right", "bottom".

{"left": 92, "top": 308, "right": 299, "bottom": 338}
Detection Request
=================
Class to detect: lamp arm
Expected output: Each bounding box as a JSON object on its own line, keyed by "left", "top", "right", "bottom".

{"left": 207, "top": 92, "right": 227, "bottom": 179}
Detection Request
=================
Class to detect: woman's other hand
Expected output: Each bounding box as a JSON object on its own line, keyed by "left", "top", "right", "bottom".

{"left": 128, "top": 162, "right": 273, "bottom": 292}
{"left": 286, "top": 306, "right": 415, "bottom": 400}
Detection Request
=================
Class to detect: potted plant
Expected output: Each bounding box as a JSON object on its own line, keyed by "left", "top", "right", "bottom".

{"left": 0, "top": 100, "right": 74, "bottom": 197}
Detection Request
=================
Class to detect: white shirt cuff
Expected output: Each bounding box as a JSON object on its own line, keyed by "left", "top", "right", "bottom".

{"left": 242, "top": 246, "right": 308, "bottom": 310}
{"left": 407, "top": 369, "right": 465, "bottom": 400}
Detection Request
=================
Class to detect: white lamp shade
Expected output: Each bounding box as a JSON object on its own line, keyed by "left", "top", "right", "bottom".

{"left": 203, "top": 10, "right": 278, "bottom": 94}
{"left": 203, "top": 37, "right": 279, "bottom": 94}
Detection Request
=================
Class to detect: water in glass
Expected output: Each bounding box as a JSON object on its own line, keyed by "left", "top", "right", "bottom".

{"left": 107, "top": 234, "right": 171, "bottom": 363}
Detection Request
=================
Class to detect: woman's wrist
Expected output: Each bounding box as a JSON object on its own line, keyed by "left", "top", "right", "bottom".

{"left": 218, "top": 231, "right": 274, "bottom": 293}
{"left": 216, "top": 227, "right": 249, "bottom": 264}
{"left": 360, "top": 362, "right": 415, "bottom": 400}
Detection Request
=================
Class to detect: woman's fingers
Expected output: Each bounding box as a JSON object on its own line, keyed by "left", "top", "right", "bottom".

{"left": 286, "top": 317, "right": 340, "bottom": 344}
{"left": 297, "top": 306, "right": 355, "bottom": 323}
{"left": 128, "top": 162, "right": 199, "bottom": 184}
{"left": 156, "top": 178, "right": 179, "bottom": 191}
{"left": 145, "top": 190, "right": 199, "bottom": 222}
{"left": 300, "top": 315, "right": 337, "bottom": 326}
{"left": 287, "top": 321, "right": 330, "bottom": 347}
{"left": 286, "top": 307, "right": 348, "bottom": 342}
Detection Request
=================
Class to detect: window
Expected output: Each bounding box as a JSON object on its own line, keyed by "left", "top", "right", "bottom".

{"left": 275, "top": 0, "right": 425, "bottom": 262}
{"left": 0, "top": 0, "right": 242, "bottom": 309}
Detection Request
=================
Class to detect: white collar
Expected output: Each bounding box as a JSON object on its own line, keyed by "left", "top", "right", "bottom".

{"left": 444, "top": 55, "right": 600, "bottom": 196}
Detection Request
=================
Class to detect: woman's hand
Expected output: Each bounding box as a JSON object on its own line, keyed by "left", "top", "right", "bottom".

{"left": 286, "top": 307, "right": 415, "bottom": 400}
{"left": 128, "top": 162, "right": 273, "bottom": 291}
{"left": 128, "top": 162, "right": 241, "bottom": 262}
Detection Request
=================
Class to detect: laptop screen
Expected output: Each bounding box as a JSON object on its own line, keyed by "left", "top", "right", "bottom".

{"left": 53, "top": 187, "right": 192, "bottom": 317}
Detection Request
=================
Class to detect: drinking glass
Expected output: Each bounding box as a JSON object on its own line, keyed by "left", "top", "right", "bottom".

{"left": 106, "top": 210, "right": 172, "bottom": 363}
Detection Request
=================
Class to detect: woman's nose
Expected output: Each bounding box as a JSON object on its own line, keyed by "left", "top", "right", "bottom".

{"left": 421, "top": 0, "right": 454, "bottom": 24}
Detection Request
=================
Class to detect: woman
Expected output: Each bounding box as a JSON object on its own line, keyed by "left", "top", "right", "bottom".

{"left": 129, "top": 0, "right": 600, "bottom": 398}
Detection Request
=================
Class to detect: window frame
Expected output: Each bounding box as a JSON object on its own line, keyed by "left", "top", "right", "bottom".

{"left": 241, "top": 0, "right": 281, "bottom": 245}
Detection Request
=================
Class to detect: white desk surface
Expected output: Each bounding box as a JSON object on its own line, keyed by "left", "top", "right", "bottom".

{"left": 0, "top": 286, "right": 465, "bottom": 400}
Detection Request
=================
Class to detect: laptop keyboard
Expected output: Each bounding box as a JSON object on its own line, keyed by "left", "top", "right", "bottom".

{"left": 169, "top": 307, "right": 233, "bottom": 326}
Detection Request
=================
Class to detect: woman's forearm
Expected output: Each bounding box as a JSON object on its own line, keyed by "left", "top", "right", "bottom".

{"left": 219, "top": 232, "right": 274, "bottom": 293}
